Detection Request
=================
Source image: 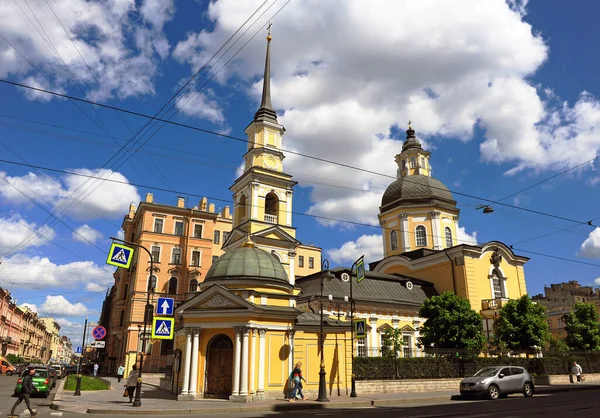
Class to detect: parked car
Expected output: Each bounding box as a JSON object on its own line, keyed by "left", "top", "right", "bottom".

{"left": 27, "top": 365, "right": 57, "bottom": 388}
{"left": 459, "top": 366, "right": 534, "bottom": 400}
{"left": 50, "top": 364, "right": 66, "bottom": 379}
{"left": 13, "top": 368, "right": 51, "bottom": 398}
{"left": 0, "top": 356, "right": 18, "bottom": 376}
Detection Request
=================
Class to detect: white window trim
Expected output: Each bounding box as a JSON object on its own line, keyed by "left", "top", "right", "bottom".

{"left": 173, "top": 220, "right": 184, "bottom": 236}
{"left": 190, "top": 249, "right": 202, "bottom": 267}
{"left": 444, "top": 227, "right": 453, "bottom": 248}
{"left": 192, "top": 223, "right": 204, "bottom": 239}
{"left": 153, "top": 218, "right": 164, "bottom": 234}
{"left": 151, "top": 243, "right": 162, "bottom": 264}
{"left": 488, "top": 265, "right": 508, "bottom": 299}
{"left": 415, "top": 225, "right": 427, "bottom": 247}
{"left": 170, "top": 246, "right": 182, "bottom": 264}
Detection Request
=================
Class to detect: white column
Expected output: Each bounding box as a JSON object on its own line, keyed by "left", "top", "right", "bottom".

{"left": 240, "top": 327, "right": 250, "bottom": 396}
{"left": 258, "top": 329, "right": 266, "bottom": 394}
{"left": 288, "top": 330, "right": 295, "bottom": 374}
{"left": 232, "top": 327, "right": 242, "bottom": 396}
{"left": 286, "top": 190, "right": 293, "bottom": 226}
{"left": 369, "top": 317, "right": 378, "bottom": 357}
{"left": 251, "top": 183, "right": 259, "bottom": 219}
{"left": 189, "top": 329, "right": 200, "bottom": 395}
{"left": 250, "top": 329, "right": 257, "bottom": 394}
{"left": 392, "top": 318, "right": 399, "bottom": 329}
{"left": 400, "top": 214, "right": 411, "bottom": 252}
{"left": 288, "top": 251, "right": 296, "bottom": 287}
{"left": 430, "top": 211, "right": 442, "bottom": 250}
{"left": 181, "top": 330, "right": 192, "bottom": 394}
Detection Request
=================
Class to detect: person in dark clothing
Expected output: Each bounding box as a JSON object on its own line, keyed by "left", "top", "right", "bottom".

{"left": 9, "top": 368, "right": 38, "bottom": 417}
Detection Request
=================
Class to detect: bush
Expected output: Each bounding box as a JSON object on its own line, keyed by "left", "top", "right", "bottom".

{"left": 353, "top": 351, "right": 600, "bottom": 380}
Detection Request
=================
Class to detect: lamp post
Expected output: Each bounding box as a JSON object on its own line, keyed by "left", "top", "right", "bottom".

{"left": 348, "top": 258, "right": 361, "bottom": 398}
{"left": 317, "top": 259, "right": 333, "bottom": 402}
{"left": 74, "top": 317, "right": 88, "bottom": 396}
{"left": 110, "top": 237, "right": 154, "bottom": 408}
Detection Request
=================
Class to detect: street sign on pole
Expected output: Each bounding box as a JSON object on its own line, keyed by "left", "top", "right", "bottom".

{"left": 92, "top": 326, "right": 107, "bottom": 340}
{"left": 76, "top": 346, "right": 82, "bottom": 354}
{"left": 356, "top": 256, "right": 365, "bottom": 283}
{"left": 151, "top": 317, "right": 174, "bottom": 340}
{"left": 156, "top": 297, "right": 174, "bottom": 316}
{"left": 106, "top": 242, "right": 135, "bottom": 268}
{"left": 355, "top": 318, "right": 367, "bottom": 339}
{"left": 90, "top": 341, "right": 106, "bottom": 348}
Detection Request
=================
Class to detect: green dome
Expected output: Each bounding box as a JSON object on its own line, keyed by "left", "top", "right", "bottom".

{"left": 205, "top": 246, "right": 288, "bottom": 283}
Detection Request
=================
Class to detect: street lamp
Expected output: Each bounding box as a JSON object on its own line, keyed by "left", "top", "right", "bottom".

{"left": 110, "top": 237, "right": 154, "bottom": 408}
{"left": 317, "top": 259, "right": 334, "bottom": 402}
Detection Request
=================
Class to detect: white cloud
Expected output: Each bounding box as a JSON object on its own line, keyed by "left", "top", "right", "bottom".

{"left": 73, "top": 224, "right": 103, "bottom": 245}
{"left": 55, "top": 318, "right": 84, "bottom": 346}
{"left": 116, "top": 229, "right": 125, "bottom": 240}
{"left": 594, "top": 277, "right": 600, "bottom": 286}
{"left": 0, "top": 254, "right": 114, "bottom": 289}
{"left": 456, "top": 226, "right": 478, "bottom": 245}
{"left": 40, "top": 295, "right": 88, "bottom": 317}
{"left": 0, "top": 169, "right": 140, "bottom": 221}
{"left": 174, "top": 0, "right": 600, "bottom": 227}
{"left": 0, "top": 214, "right": 56, "bottom": 255}
{"left": 176, "top": 91, "right": 226, "bottom": 124}
{"left": 579, "top": 228, "right": 600, "bottom": 259}
{"left": 20, "top": 303, "right": 38, "bottom": 313}
{"left": 86, "top": 282, "right": 107, "bottom": 293}
{"left": 0, "top": 0, "right": 174, "bottom": 101}
{"left": 326, "top": 234, "right": 384, "bottom": 265}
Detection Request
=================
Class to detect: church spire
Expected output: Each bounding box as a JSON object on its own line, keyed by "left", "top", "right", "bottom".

{"left": 254, "top": 23, "right": 278, "bottom": 124}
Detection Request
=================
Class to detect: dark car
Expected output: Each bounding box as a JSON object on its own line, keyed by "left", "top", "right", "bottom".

{"left": 13, "top": 368, "right": 51, "bottom": 398}
{"left": 460, "top": 366, "right": 534, "bottom": 400}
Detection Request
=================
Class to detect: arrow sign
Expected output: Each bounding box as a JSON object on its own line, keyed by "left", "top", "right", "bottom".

{"left": 156, "top": 297, "right": 174, "bottom": 316}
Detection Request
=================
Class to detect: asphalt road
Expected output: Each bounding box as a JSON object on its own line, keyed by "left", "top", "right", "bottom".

{"left": 0, "top": 373, "right": 59, "bottom": 418}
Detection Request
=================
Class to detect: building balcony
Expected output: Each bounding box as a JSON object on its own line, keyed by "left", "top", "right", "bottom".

{"left": 264, "top": 214, "right": 277, "bottom": 224}
{"left": 481, "top": 298, "right": 510, "bottom": 312}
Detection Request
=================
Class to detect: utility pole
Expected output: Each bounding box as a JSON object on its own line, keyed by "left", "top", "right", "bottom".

{"left": 74, "top": 317, "right": 88, "bottom": 396}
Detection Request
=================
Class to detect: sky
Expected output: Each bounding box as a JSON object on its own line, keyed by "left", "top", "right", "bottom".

{"left": 1, "top": 0, "right": 600, "bottom": 347}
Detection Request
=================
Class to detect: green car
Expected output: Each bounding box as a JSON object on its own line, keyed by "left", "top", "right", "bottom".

{"left": 13, "top": 368, "right": 51, "bottom": 398}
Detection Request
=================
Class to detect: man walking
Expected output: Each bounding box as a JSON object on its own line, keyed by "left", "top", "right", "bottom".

{"left": 117, "top": 364, "right": 125, "bottom": 383}
{"left": 572, "top": 361, "right": 583, "bottom": 383}
{"left": 9, "top": 368, "right": 38, "bottom": 417}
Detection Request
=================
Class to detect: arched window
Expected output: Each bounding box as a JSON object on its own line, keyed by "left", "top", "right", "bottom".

{"left": 390, "top": 230, "right": 398, "bottom": 251}
{"left": 189, "top": 278, "right": 198, "bottom": 292}
{"left": 168, "top": 277, "right": 178, "bottom": 295}
{"left": 415, "top": 225, "right": 427, "bottom": 247}
{"left": 445, "top": 227, "right": 453, "bottom": 248}
{"left": 264, "top": 192, "right": 279, "bottom": 223}
{"left": 236, "top": 193, "right": 247, "bottom": 222}
{"left": 147, "top": 275, "right": 157, "bottom": 292}
{"left": 491, "top": 268, "right": 506, "bottom": 299}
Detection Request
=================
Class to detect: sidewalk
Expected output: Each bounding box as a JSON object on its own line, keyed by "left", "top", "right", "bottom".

{"left": 50, "top": 377, "right": 600, "bottom": 415}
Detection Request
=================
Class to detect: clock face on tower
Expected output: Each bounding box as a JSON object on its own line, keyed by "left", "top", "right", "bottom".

{"left": 264, "top": 155, "right": 279, "bottom": 170}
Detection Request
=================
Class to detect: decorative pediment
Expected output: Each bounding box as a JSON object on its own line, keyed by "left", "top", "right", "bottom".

{"left": 145, "top": 265, "right": 160, "bottom": 273}
{"left": 177, "top": 284, "right": 255, "bottom": 314}
{"left": 377, "top": 323, "right": 393, "bottom": 333}
{"left": 168, "top": 267, "right": 181, "bottom": 275}
{"left": 199, "top": 294, "right": 238, "bottom": 309}
{"left": 189, "top": 269, "right": 202, "bottom": 277}
{"left": 252, "top": 226, "right": 300, "bottom": 244}
{"left": 401, "top": 325, "right": 416, "bottom": 332}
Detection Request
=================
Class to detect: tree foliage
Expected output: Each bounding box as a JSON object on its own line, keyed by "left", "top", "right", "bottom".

{"left": 564, "top": 302, "right": 600, "bottom": 351}
{"left": 5, "top": 354, "right": 24, "bottom": 364}
{"left": 381, "top": 327, "right": 404, "bottom": 358}
{"left": 418, "top": 292, "right": 486, "bottom": 353}
{"left": 495, "top": 295, "right": 549, "bottom": 353}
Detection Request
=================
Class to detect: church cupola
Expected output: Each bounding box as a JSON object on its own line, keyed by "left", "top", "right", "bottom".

{"left": 394, "top": 122, "right": 432, "bottom": 178}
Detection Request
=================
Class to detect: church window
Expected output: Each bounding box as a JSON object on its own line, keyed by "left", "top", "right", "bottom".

{"left": 492, "top": 274, "right": 504, "bottom": 299}
{"left": 390, "top": 230, "right": 398, "bottom": 251}
{"left": 236, "top": 194, "right": 247, "bottom": 222}
{"left": 420, "top": 157, "right": 425, "bottom": 168}
{"left": 445, "top": 227, "right": 453, "bottom": 248}
{"left": 410, "top": 157, "right": 416, "bottom": 168}
{"left": 189, "top": 279, "right": 198, "bottom": 292}
{"left": 403, "top": 335, "right": 413, "bottom": 358}
{"left": 168, "top": 277, "right": 178, "bottom": 295}
{"left": 416, "top": 225, "right": 427, "bottom": 247}
{"left": 264, "top": 192, "right": 279, "bottom": 223}
{"left": 298, "top": 256, "right": 304, "bottom": 267}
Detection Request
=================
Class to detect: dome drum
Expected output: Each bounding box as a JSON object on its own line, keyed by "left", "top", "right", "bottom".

{"left": 381, "top": 175, "right": 457, "bottom": 213}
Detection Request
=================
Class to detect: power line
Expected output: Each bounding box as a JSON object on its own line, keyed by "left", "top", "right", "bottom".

{"left": 4, "top": 156, "right": 599, "bottom": 270}
{"left": 1, "top": 77, "right": 597, "bottom": 230}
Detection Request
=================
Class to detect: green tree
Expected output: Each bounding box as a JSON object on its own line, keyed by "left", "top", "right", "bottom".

{"left": 5, "top": 354, "right": 24, "bottom": 364}
{"left": 495, "top": 295, "right": 549, "bottom": 355}
{"left": 564, "top": 302, "right": 600, "bottom": 351}
{"left": 547, "top": 335, "right": 569, "bottom": 353}
{"left": 418, "top": 292, "right": 486, "bottom": 354}
{"left": 381, "top": 327, "right": 404, "bottom": 378}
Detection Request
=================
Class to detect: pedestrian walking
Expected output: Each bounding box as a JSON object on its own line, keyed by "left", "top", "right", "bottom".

{"left": 572, "top": 361, "right": 583, "bottom": 383}
{"left": 124, "top": 365, "right": 139, "bottom": 403}
{"left": 9, "top": 368, "right": 38, "bottom": 417}
{"left": 288, "top": 362, "right": 307, "bottom": 402}
{"left": 93, "top": 363, "right": 99, "bottom": 377}
{"left": 117, "top": 364, "right": 125, "bottom": 383}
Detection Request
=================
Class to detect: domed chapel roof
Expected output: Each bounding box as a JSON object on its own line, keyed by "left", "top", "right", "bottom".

{"left": 205, "top": 239, "right": 288, "bottom": 283}
{"left": 382, "top": 175, "right": 454, "bottom": 207}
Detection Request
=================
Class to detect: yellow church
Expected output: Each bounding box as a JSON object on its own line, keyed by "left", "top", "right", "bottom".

{"left": 170, "top": 30, "right": 531, "bottom": 402}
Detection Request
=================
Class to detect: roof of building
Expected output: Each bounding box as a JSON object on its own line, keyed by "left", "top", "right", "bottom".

{"left": 381, "top": 175, "right": 455, "bottom": 210}
{"left": 204, "top": 241, "right": 288, "bottom": 283}
{"left": 296, "top": 267, "right": 436, "bottom": 307}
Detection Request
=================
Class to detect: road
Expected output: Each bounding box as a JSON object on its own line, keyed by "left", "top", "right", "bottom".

{"left": 0, "top": 373, "right": 59, "bottom": 417}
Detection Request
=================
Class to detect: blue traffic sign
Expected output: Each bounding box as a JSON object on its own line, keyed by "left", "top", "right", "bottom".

{"left": 157, "top": 297, "right": 174, "bottom": 316}
{"left": 76, "top": 346, "right": 82, "bottom": 354}
{"left": 106, "top": 243, "right": 135, "bottom": 268}
{"left": 355, "top": 319, "right": 367, "bottom": 339}
{"left": 92, "top": 326, "right": 107, "bottom": 340}
{"left": 152, "top": 317, "right": 174, "bottom": 340}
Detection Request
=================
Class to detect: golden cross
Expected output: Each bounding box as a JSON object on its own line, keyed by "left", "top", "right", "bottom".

{"left": 408, "top": 119, "right": 412, "bottom": 129}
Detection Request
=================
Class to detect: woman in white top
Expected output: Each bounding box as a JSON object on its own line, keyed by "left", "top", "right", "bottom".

{"left": 572, "top": 361, "right": 583, "bottom": 383}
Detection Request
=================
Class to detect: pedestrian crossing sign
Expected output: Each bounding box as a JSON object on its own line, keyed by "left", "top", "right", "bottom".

{"left": 106, "top": 242, "right": 135, "bottom": 268}
{"left": 356, "top": 256, "right": 365, "bottom": 283}
{"left": 355, "top": 318, "right": 367, "bottom": 339}
{"left": 151, "top": 316, "right": 174, "bottom": 340}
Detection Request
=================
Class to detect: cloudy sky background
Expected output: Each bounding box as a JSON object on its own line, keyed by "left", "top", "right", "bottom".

{"left": 1, "top": 0, "right": 600, "bottom": 346}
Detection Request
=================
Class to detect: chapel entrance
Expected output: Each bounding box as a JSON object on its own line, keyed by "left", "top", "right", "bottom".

{"left": 204, "top": 334, "right": 233, "bottom": 399}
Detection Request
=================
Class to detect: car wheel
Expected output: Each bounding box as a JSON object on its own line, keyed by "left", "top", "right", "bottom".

{"left": 523, "top": 382, "right": 534, "bottom": 397}
{"left": 6, "top": 371, "right": 12, "bottom": 376}
{"left": 488, "top": 384, "right": 500, "bottom": 400}
{"left": 43, "top": 392, "right": 49, "bottom": 398}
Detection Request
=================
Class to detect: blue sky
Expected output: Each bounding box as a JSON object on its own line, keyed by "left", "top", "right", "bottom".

{"left": 1, "top": 0, "right": 600, "bottom": 345}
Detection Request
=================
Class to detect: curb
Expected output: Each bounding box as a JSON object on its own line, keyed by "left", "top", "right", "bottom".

{"left": 50, "top": 379, "right": 65, "bottom": 410}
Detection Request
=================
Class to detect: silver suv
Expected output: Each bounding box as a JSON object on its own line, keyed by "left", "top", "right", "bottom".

{"left": 459, "top": 366, "right": 534, "bottom": 400}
